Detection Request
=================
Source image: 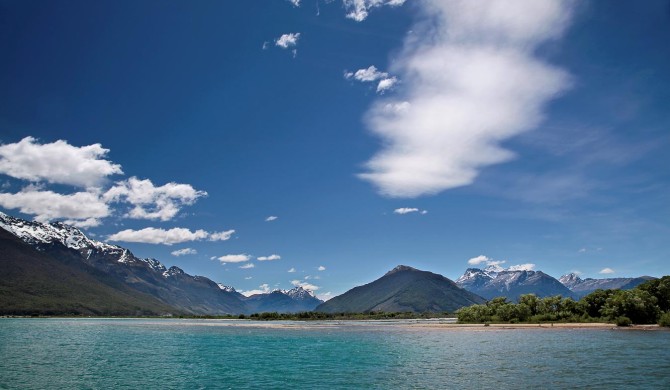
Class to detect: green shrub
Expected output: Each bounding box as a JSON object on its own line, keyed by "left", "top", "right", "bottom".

{"left": 615, "top": 316, "right": 632, "bottom": 327}
{"left": 658, "top": 312, "right": 670, "bottom": 327}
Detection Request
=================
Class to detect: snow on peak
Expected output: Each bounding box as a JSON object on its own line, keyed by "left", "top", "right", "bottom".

{"left": 0, "top": 212, "right": 117, "bottom": 252}
{"left": 284, "top": 286, "right": 315, "bottom": 299}
{"left": 217, "top": 283, "right": 237, "bottom": 293}
{"left": 163, "top": 266, "right": 184, "bottom": 278}
{"left": 141, "top": 258, "right": 167, "bottom": 273}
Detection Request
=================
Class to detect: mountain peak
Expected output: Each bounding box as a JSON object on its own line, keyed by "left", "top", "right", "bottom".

{"left": 385, "top": 265, "right": 418, "bottom": 275}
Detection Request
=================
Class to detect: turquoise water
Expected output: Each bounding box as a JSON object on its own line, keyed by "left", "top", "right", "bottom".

{"left": 1, "top": 319, "right": 669, "bottom": 389}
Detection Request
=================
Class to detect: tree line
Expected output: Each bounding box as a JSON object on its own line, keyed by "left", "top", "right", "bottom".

{"left": 456, "top": 276, "right": 670, "bottom": 326}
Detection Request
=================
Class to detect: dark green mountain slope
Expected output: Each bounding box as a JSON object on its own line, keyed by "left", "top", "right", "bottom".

{"left": 316, "top": 265, "right": 486, "bottom": 313}
{"left": 0, "top": 228, "right": 177, "bottom": 316}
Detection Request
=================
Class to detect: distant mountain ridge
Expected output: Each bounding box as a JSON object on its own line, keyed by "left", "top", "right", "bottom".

{"left": 0, "top": 212, "right": 322, "bottom": 315}
{"left": 316, "top": 265, "right": 485, "bottom": 313}
{"left": 559, "top": 273, "right": 654, "bottom": 298}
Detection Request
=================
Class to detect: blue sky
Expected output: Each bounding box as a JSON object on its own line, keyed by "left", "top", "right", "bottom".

{"left": 1, "top": 0, "right": 668, "bottom": 298}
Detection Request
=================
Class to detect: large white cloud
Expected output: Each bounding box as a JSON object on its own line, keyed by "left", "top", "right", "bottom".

{"left": 108, "top": 227, "right": 210, "bottom": 245}
{"left": 0, "top": 137, "right": 207, "bottom": 225}
{"left": 0, "top": 189, "right": 110, "bottom": 227}
{"left": 0, "top": 137, "right": 122, "bottom": 188}
{"left": 104, "top": 177, "right": 206, "bottom": 221}
{"left": 359, "top": 0, "right": 574, "bottom": 197}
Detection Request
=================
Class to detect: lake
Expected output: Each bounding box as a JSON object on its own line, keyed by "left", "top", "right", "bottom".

{"left": 0, "top": 318, "right": 668, "bottom": 389}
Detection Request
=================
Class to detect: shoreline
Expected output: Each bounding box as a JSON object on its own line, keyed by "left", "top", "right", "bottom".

{"left": 4, "top": 316, "right": 666, "bottom": 331}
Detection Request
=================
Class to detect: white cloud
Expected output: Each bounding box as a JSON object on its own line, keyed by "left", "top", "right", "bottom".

{"left": 108, "top": 227, "right": 209, "bottom": 245}
{"left": 239, "top": 263, "right": 255, "bottom": 269}
{"left": 468, "top": 255, "right": 492, "bottom": 265}
{"left": 275, "top": 33, "right": 301, "bottom": 49}
{"left": 216, "top": 254, "right": 252, "bottom": 264}
{"left": 265, "top": 215, "right": 278, "bottom": 222}
{"left": 245, "top": 276, "right": 253, "bottom": 280}
{"left": 343, "top": 0, "right": 407, "bottom": 22}
{"left": 358, "top": 0, "right": 574, "bottom": 197}
{"left": 0, "top": 136, "right": 122, "bottom": 188}
{"left": 104, "top": 177, "right": 206, "bottom": 221}
{"left": 241, "top": 283, "right": 270, "bottom": 297}
{"left": 209, "top": 230, "right": 235, "bottom": 241}
{"left": 507, "top": 263, "right": 535, "bottom": 271}
{"left": 345, "top": 65, "right": 388, "bottom": 82}
{"left": 467, "top": 255, "right": 506, "bottom": 270}
{"left": 317, "top": 291, "right": 333, "bottom": 301}
{"left": 288, "top": 0, "right": 301, "bottom": 6}
{"left": 599, "top": 268, "right": 615, "bottom": 275}
{"left": 467, "top": 255, "right": 536, "bottom": 272}
{"left": 317, "top": 265, "right": 326, "bottom": 271}
{"left": 578, "top": 248, "right": 587, "bottom": 253}
{"left": 257, "top": 254, "right": 281, "bottom": 261}
{"left": 0, "top": 189, "right": 110, "bottom": 227}
{"left": 171, "top": 248, "right": 197, "bottom": 257}
{"left": 345, "top": 66, "right": 399, "bottom": 95}
{"left": 288, "top": 267, "right": 296, "bottom": 273}
{"left": 393, "top": 207, "right": 424, "bottom": 215}
{"left": 291, "top": 279, "right": 320, "bottom": 291}
{"left": 376, "top": 77, "right": 398, "bottom": 93}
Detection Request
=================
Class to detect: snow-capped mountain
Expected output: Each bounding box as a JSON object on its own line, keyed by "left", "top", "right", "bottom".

{"left": 0, "top": 212, "right": 249, "bottom": 314}
{"left": 283, "top": 286, "right": 317, "bottom": 300}
{"left": 456, "top": 265, "right": 575, "bottom": 300}
{"left": 0, "top": 211, "right": 324, "bottom": 315}
{"left": 559, "top": 273, "right": 654, "bottom": 298}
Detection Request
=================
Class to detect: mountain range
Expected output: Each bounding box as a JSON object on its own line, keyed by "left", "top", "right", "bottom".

{"left": 0, "top": 212, "right": 655, "bottom": 315}
{"left": 558, "top": 273, "right": 654, "bottom": 298}
{"left": 0, "top": 212, "right": 322, "bottom": 315}
{"left": 455, "top": 265, "right": 577, "bottom": 300}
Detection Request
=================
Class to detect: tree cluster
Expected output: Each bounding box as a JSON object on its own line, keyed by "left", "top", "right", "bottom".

{"left": 456, "top": 276, "right": 670, "bottom": 326}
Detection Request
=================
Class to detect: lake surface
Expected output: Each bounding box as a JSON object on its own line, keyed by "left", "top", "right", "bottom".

{"left": 1, "top": 318, "right": 669, "bottom": 389}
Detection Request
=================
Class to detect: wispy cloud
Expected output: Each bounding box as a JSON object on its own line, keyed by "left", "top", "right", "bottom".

{"left": 291, "top": 279, "right": 319, "bottom": 291}
{"left": 358, "top": 0, "right": 574, "bottom": 197}
{"left": 109, "top": 228, "right": 233, "bottom": 245}
{"left": 171, "top": 248, "right": 197, "bottom": 257}
{"left": 257, "top": 254, "right": 281, "bottom": 261}
{"left": 599, "top": 267, "right": 615, "bottom": 275}
{"left": 239, "top": 263, "right": 255, "bottom": 269}
{"left": 287, "top": 0, "right": 300, "bottom": 7}
{"left": 317, "top": 265, "right": 326, "bottom": 271}
{"left": 275, "top": 33, "right": 300, "bottom": 49}
{"left": 393, "top": 207, "right": 428, "bottom": 215}
{"left": 288, "top": 267, "right": 296, "bottom": 273}
{"left": 265, "top": 215, "right": 278, "bottom": 222}
{"left": 466, "top": 255, "right": 533, "bottom": 271}
{"left": 216, "top": 254, "right": 252, "bottom": 264}
{"left": 241, "top": 283, "right": 270, "bottom": 297}
{"left": 343, "top": 0, "right": 407, "bottom": 22}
